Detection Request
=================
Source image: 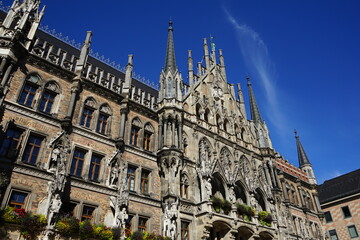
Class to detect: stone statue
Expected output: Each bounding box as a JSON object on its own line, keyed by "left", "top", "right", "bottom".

{"left": 228, "top": 186, "right": 236, "bottom": 203}
{"left": 48, "top": 194, "right": 61, "bottom": 227}
{"left": 117, "top": 207, "right": 128, "bottom": 228}
{"left": 163, "top": 203, "right": 171, "bottom": 237}
{"left": 250, "top": 194, "right": 258, "bottom": 211}
{"left": 49, "top": 147, "right": 60, "bottom": 171}
{"left": 204, "top": 178, "right": 212, "bottom": 201}
{"left": 110, "top": 162, "right": 119, "bottom": 186}
{"left": 169, "top": 219, "right": 176, "bottom": 240}
{"left": 55, "top": 159, "right": 66, "bottom": 193}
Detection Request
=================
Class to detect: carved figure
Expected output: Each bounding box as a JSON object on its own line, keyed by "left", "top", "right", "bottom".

{"left": 250, "top": 194, "right": 258, "bottom": 211}
{"left": 48, "top": 194, "right": 61, "bottom": 227}
{"left": 117, "top": 207, "right": 128, "bottom": 228}
{"left": 228, "top": 186, "right": 236, "bottom": 203}
{"left": 169, "top": 219, "right": 176, "bottom": 240}
{"left": 204, "top": 178, "right": 212, "bottom": 201}
{"left": 49, "top": 148, "right": 60, "bottom": 171}
{"left": 110, "top": 162, "right": 119, "bottom": 186}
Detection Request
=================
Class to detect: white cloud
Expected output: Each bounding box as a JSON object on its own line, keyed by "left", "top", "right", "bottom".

{"left": 224, "top": 9, "right": 287, "bottom": 133}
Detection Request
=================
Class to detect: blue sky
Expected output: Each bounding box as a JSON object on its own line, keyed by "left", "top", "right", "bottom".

{"left": 6, "top": 0, "right": 360, "bottom": 183}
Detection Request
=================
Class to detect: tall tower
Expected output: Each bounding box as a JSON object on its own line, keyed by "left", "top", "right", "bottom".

{"left": 157, "top": 20, "right": 183, "bottom": 239}
{"left": 246, "top": 76, "right": 272, "bottom": 148}
{"left": 0, "top": 0, "right": 45, "bottom": 108}
{"left": 295, "top": 130, "right": 317, "bottom": 184}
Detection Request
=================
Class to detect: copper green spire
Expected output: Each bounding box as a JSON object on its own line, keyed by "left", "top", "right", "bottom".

{"left": 164, "top": 19, "right": 177, "bottom": 73}
{"left": 247, "top": 76, "right": 263, "bottom": 124}
{"left": 295, "top": 130, "right": 311, "bottom": 167}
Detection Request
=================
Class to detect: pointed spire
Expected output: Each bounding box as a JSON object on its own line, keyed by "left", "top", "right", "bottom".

{"left": 164, "top": 19, "right": 177, "bottom": 73}
{"left": 295, "top": 130, "right": 311, "bottom": 167}
{"left": 247, "top": 76, "right": 263, "bottom": 124}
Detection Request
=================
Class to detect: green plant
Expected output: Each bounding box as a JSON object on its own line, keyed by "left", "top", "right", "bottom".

{"left": 79, "top": 220, "right": 95, "bottom": 239}
{"left": 258, "top": 211, "right": 272, "bottom": 227}
{"left": 2, "top": 206, "right": 19, "bottom": 224}
{"left": 211, "top": 196, "right": 222, "bottom": 213}
{"left": 19, "top": 212, "right": 47, "bottom": 240}
{"left": 94, "top": 224, "right": 114, "bottom": 240}
{"left": 235, "top": 203, "right": 255, "bottom": 221}
{"left": 55, "top": 215, "right": 80, "bottom": 237}
{"left": 125, "top": 231, "right": 170, "bottom": 240}
{"left": 221, "top": 199, "right": 232, "bottom": 214}
{"left": 112, "top": 226, "right": 122, "bottom": 240}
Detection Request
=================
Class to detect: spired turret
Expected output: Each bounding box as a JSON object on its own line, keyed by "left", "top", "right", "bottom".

{"left": 157, "top": 20, "right": 184, "bottom": 240}
{"left": 295, "top": 130, "right": 317, "bottom": 184}
{"left": 158, "top": 20, "right": 183, "bottom": 102}
{"left": 246, "top": 76, "right": 272, "bottom": 148}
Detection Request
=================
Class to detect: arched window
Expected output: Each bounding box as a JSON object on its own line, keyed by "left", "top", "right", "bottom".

{"left": 290, "top": 185, "right": 298, "bottom": 205}
{"left": 180, "top": 174, "right": 189, "bottom": 200}
{"left": 130, "top": 118, "right": 142, "bottom": 147}
{"left": 216, "top": 114, "right": 222, "bottom": 130}
{"left": 196, "top": 103, "right": 202, "bottom": 119}
{"left": 204, "top": 108, "right": 210, "bottom": 122}
{"left": 166, "top": 77, "right": 172, "bottom": 98}
{"left": 143, "top": 123, "right": 154, "bottom": 151}
{"left": 18, "top": 74, "right": 41, "bottom": 107}
{"left": 223, "top": 119, "right": 229, "bottom": 132}
{"left": 234, "top": 124, "right": 240, "bottom": 138}
{"left": 241, "top": 128, "right": 246, "bottom": 141}
{"left": 211, "top": 174, "right": 226, "bottom": 199}
{"left": 39, "top": 81, "right": 60, "bottom": 114}
{"left": 234, "top": 181, "right": 247, "bottom": 204}
{"left": 255, "top": 188, "right": 266, "bottom": 211}
{"left": 96, "top": 104, "right": 112, "bottom": 135}
{"left": 80, "top": 98, "right": 97, "bottom": 128}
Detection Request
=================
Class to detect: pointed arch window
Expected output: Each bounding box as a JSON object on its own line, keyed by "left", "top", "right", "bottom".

{"left": 18, "top": 74, "right": 41, "bottom": 107}
{"left": 204, "top": 108, "right": 210, "bottom": 122}
{"left": 130, "top": 118, "right": 142, "bottom": 147}
{"left": 223, "top": 119, "right": 229, "bottom": 132}
{"left": 96, "top": 104, "right": 112, "bottom": 135}
{"left": 166, "top": 77, "right": 173, "bottom": 98}
{"left": 143, "top": 123, "right": 154, "bottom": 151}
{"left": 39, "top": 81, "right": 60, "bottom": 114}
{"left": 80, "top": 98, "right": 97, "bottom": 128}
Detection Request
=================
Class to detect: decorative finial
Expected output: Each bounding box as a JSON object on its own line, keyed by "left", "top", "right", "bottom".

{"left": 210, "top": 35, "right": 216, "bottom": 52}
{"left": 294, "top": 129, "right": 299, "bottom": 138}
{"left": 246, "top": 75, "right": 251, "bottom": 85}
{"left": 168, "top": 18, "right": 173, "bottom": 31}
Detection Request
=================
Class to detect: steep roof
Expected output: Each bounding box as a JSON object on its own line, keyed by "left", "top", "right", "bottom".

{"left": 295, "top": 131, "right": 311, "bottom": 167}
{"left": 318, "top": 169, "right": 360, "bottom": 204}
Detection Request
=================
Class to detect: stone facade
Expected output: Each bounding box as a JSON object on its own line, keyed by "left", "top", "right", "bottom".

{"left": 0, "top": 1, "right": 324, "bottom": 239}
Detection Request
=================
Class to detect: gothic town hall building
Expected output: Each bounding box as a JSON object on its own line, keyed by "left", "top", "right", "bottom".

{"left": 0, "top": 1, "right": 325, "bottom": 239}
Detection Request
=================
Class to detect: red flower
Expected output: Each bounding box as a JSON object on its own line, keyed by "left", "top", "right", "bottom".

{"left": 14, "top": 208, "right": 26, "bottom": 218}
{"left": 125, "top": 228, "right": 131, "bottom": 237}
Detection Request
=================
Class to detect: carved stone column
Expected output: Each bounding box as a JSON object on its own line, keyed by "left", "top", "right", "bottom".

{"left": 0, "top": 63, "right": 13, "bottom": 87}
{"left": 172, "top": 120, "right": 176, "bottom": 146}
{"left": 158, "top": 120, "right": 163, "bottom": 149}
{"left": 178, "top": 121, "right": 182, "bottom": 150}
{"left": 65, "top": 83, "right": 80, "bottom": 119}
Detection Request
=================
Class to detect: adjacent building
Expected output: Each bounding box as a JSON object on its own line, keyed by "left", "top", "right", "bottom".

{"left": 318, "top": 169, "right": 360, "bottom": 240}
{"left": 0, "top": 0, "right": 325, "bottom": 239}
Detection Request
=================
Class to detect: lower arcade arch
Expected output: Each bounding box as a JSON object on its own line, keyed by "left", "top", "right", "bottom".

{"left": 209, "top": 221, "right": 232, "bottom": 240}
{"left": 259, "top": 231, "right": 274, "bottom": 240}
{"left": 234, "top": 226, "right": 254, "bottom": 240}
